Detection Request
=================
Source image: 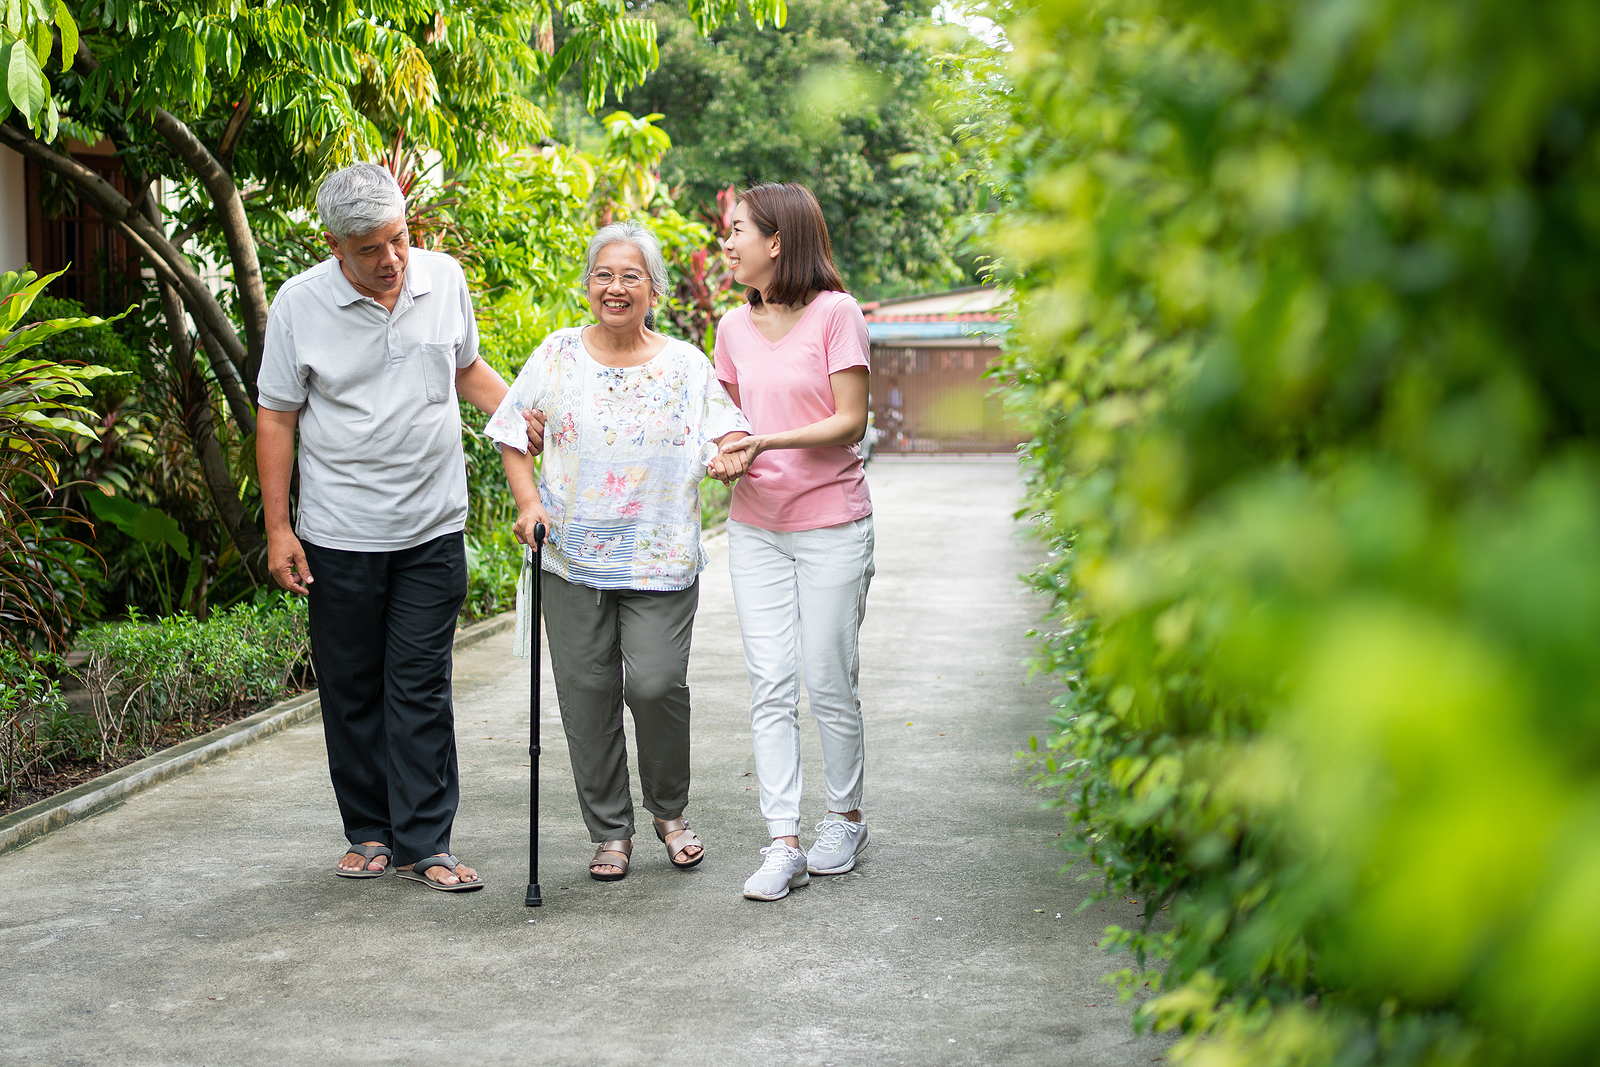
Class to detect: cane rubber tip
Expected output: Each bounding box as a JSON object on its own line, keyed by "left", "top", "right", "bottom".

{"left": 525, "top": 883, "right": 543, "bottom": 908}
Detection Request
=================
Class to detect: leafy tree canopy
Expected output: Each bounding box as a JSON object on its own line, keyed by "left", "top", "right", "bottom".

{"left": 603, "top": 0, "right": 975, "bottom": 299}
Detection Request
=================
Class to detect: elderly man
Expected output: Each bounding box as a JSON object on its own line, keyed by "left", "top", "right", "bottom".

{"left": 256, "top": 163, "right": 513, "bottom": 891}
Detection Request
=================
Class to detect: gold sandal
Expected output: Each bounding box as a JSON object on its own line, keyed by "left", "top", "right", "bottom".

{"left": 654, "top": 817, "right": 704, "bottom": 870}
{"left": 589, "top": 839, "right": 632, "bottom": 881}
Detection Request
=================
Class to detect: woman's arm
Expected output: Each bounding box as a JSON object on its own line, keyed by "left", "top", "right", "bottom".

{"left": 718, "top": 367, "right": 868, "bottom": 465}
{"left": 500, "top": 443, "right": 553, "bottom": 547}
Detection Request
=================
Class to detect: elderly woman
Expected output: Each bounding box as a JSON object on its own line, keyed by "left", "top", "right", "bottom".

{"left": 487, "top": 220, "right": 750, "bottom": 881}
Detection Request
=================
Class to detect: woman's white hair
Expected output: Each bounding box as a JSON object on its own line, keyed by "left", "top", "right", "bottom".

{"left": 317, "top": 163, "right": 407, "bottom": 239}
{"left": 582, "top": 220, "right": 670, "bottom": 295}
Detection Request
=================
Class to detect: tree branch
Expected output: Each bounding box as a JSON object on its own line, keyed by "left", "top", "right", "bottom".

{"left": 170, "top": 211, "right": 210, "bottom": 249}
{"left": 146, "top": 107, "right": 268, "bottom": 396}
{"left": 0, "top": 121, "right": 250, "bottom": 379}
{"left": 216, "top": 91, "right": 253, "bottom": 169}
{"left": 194, "top": 322, "right": 258, "bottom": 435}
{"left": 68, "top": 37, "right": 266, "bottom": 400}
{"left": 120, "top": 147, "right": 258, "bottom": 436}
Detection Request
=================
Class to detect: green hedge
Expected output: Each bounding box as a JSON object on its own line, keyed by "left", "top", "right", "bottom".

{"left": 78, "top": 599, "right": 311, "bottom": 760}
{"left": 463, "top": 526, "right": 523, "bottom": 623}
{"left": 0, "top": 652, "right": 75, "bottom": 803}
{"left": 986, "top": 0, "right": 1600, "bottom": 1064}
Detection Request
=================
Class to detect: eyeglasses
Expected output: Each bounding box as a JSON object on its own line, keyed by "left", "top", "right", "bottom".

{"left": 589, "top": 270, "right": 648, "bottom": 288}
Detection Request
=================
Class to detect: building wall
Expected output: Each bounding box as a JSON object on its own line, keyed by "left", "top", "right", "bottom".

{"left": 0, "top": 146, "right": 27, "bottom": 273}
{"left": 869, "top": 344, "right": 1026, "bottom": 453}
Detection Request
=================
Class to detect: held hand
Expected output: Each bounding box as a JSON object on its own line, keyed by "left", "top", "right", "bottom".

{"left": 707, "top": 432, "right": 755, "bottom": 483}
{"left": 718, "top": 433, "right": 762, "bottom": 470}
{"left": 521, "top": 409, "right": 547, "bottom": 456}
{"left": 513, "top": 501, "right": 555, "bottom": 549}
{"left": 268, "top": 529, "right": 313, "bottom": 595}
{"left": 707, "top": 451, "right": 745, "bottom": 483}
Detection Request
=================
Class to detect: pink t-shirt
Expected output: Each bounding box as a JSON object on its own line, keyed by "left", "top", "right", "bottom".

{"left": 713, "top": 290, "right": 873, "bottom": 531}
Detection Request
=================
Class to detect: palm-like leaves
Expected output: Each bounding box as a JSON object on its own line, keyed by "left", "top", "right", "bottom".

{"left": 0, "top": 270, "right": 126, "bottom": 657}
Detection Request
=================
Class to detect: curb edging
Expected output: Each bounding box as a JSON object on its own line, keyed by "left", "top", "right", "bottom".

{"left": 0, "top": 610, "right": 517, "bottom": 858}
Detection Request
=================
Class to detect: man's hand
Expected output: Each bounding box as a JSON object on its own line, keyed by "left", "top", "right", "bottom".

{"left": 269, "top": 528, "right": 314, "bottom": 594}
{"left": 513, "top": 500, "right": 555, "bottom": 549}
{"left": 521, "top": 409, "right": 547, "bottom": 456}
{"left": 257, "top": 407, "right": 310, "bottom": 593}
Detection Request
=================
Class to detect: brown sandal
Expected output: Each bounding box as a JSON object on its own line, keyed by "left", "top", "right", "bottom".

{"left": 654, "top": 816, "right": 705, "bottom": 870}
{"left": 589, "top": 839, "right": 632, "bottom": 881}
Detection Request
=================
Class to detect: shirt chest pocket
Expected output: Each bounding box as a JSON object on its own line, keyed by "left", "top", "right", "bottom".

{"left": 418, "top": 340, "right": 457, "bottom": 403}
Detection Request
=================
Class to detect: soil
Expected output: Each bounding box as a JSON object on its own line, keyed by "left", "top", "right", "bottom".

{"left": 0, "top": 690, "right": 311, "bottom": 820}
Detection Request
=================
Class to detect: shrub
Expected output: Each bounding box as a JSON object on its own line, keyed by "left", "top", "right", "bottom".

{"left": 698, "top": 474, "right": 731, "bottom": 530}
{"left": 984, "top": 0, "right": 1600, "bottom": 1064}
{"left": 24, "top": 295, "right": 140, "bottom": 379}
{"left": 0, "top": 651, "right": 70, "bottom": 803}
{"left": 77, "top": 598, "right": 311, "bottom": 760}
{"left": 0, "top": 268, "right": 126, "bottom": 655}
{"left": 463, "top": 525, "right": 523, "bottom": 623}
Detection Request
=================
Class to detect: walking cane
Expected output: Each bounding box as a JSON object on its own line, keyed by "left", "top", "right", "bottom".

{"left": 525, "top": 522, "right": 547, "bottom": 909}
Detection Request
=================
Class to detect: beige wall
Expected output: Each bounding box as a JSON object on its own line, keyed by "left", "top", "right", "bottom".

{"left": 0, "top": 146, "right": 26, "bottom": 273}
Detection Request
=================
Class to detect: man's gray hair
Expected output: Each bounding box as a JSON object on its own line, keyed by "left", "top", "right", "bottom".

{"left": 582, "top": 220, "right": 670, "bottom": 295}
{"left": 317, "top": 163, "right": 408, "bottom": 239}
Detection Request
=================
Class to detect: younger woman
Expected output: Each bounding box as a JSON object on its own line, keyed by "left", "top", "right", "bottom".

{"left": 712, "top": 183, "right": 875, "bottom": 901}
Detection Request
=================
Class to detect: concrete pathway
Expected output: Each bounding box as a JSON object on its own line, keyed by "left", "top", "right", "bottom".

{"left": 0, "top": 458, "right": 1167, "bottom": 1067}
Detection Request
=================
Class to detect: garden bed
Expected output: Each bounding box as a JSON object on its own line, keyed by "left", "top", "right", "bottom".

{"left": 0, "top": 690, "right": 305, "bottom": 820}
{"left": 0, "top": 598, "right": 313, "bottom": 817}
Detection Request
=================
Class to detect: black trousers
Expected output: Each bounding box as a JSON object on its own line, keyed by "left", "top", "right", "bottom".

{"left": 303, "top": 532, "right": 468, "bottom": 866}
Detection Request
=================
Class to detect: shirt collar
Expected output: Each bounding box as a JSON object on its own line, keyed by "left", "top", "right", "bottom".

{"left": 326, "top": 258, "right": 364, "bottom": 307}
{"left": 324, "top": 252, "right": 433, "bottom": 308}
{"left": 406, "top": 254, "right": 434, "bottom": 299}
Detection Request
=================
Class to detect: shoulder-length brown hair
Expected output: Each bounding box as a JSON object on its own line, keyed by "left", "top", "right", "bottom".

{"left": 738, "top": 182, "right": 845, "bottom": 307}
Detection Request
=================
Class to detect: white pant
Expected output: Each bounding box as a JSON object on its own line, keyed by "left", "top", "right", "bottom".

{"left": 728, "top": 516, "right": 875, "bottom": 838}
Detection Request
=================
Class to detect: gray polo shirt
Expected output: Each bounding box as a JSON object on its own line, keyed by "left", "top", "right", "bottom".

{"left": 257, "top": 250, "right": 480, "bottom": 552}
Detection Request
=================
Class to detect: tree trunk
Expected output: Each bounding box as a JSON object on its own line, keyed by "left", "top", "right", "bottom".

{"left": 2, "top": 115, "right": 271, "bottom": 584}
{"left": 67, "top": 41, "right": 266, "bottom": 396}
{"left": 99, "top": 116, "right": 258, "bottom": 435}
{"left": 155, "top": 282, "right": 269, "bottom": 584}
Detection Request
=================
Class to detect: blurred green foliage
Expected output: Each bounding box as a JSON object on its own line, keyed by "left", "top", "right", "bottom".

{"left": 462, "top": 525, "right": 523, "bottom": 624}
{"left": 983, "top": 0, "right": 1600, "bottom": 1062}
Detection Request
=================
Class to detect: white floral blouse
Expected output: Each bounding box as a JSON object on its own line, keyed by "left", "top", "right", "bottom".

{"left": 485, "top": 327, "right": 750, "bottom": 591}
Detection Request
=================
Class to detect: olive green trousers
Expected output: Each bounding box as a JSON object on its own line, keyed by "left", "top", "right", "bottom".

{"left": 542, "top": 575, "right": 699, "bottom": 843}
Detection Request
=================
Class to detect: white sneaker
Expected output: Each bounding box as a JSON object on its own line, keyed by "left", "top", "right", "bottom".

{"left": 806, "top": 813, "right": 869, "bottom": 875}
{"left": 742, "top": 843, "right": 810, "bottom": 901}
